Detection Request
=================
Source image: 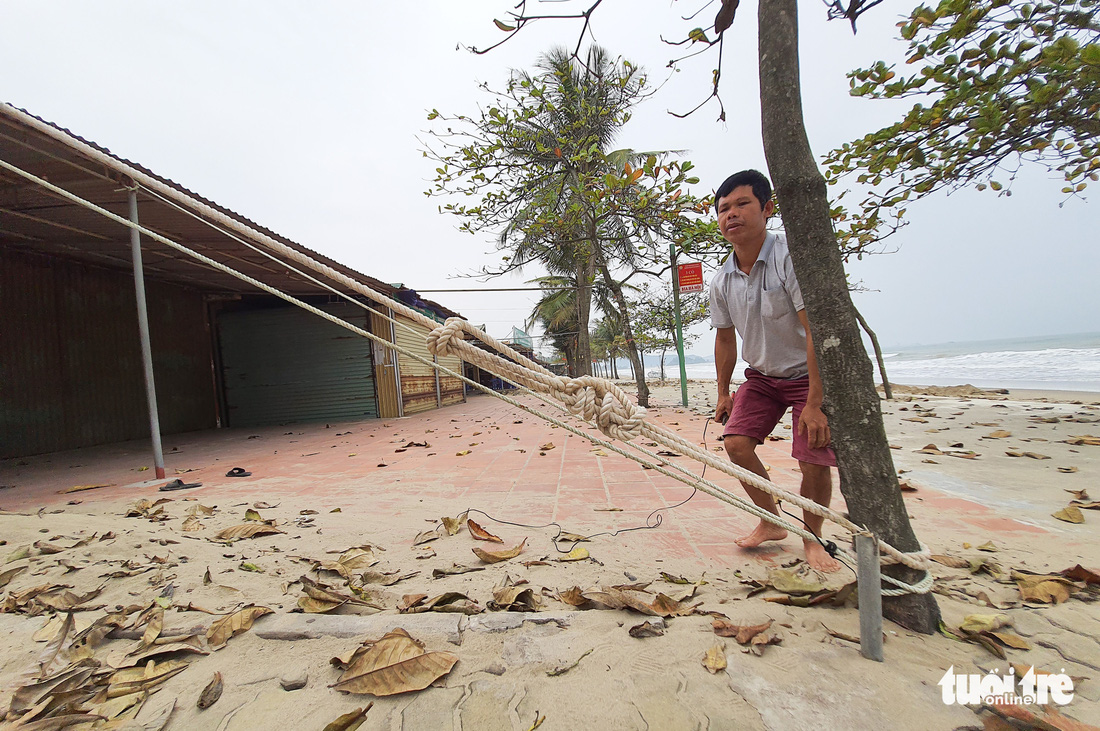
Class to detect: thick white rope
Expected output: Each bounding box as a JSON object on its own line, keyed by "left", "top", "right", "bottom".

{"left": 0, "top": 144, "right": 931, "bottom": 594}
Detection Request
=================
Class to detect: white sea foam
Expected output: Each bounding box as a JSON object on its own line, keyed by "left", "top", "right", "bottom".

{"left": 648, "top": 337, "right": 1100, "bottom": 393}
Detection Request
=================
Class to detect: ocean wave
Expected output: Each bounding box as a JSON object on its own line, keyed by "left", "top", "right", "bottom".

{"left": 660, "top": 346, "right": 1100, "bottom": 392}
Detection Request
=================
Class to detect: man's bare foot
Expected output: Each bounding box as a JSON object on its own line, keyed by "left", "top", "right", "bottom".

{"left": 735, "top": 520, "right": 787, "bottom": 548}
{"left": 804, "top": 540, "right": 842, "bottom": 572}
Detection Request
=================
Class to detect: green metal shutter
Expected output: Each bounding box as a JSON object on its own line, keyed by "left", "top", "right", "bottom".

{"left": 218, "top": 303, "right": 377, "bottom": 426}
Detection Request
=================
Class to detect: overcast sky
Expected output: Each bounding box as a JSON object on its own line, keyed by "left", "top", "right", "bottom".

{"left": 1, "top": 1, "right": 1093, "bottom": 356}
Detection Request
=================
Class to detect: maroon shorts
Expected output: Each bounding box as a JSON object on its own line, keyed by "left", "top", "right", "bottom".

{"left": 722, "top": 368, "right": 836, "bottom": 467}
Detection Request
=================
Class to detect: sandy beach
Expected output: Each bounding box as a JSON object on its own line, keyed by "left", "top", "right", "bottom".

{"left": 1, "top": 379, "right": 1098, "bottom": 730}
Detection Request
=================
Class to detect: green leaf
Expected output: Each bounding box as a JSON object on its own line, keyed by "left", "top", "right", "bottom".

{"left": 493, "top": 19, "right": 515, "bottom": 32}
{"left": 688, "top": 28, "right": 710, "bottom": 44}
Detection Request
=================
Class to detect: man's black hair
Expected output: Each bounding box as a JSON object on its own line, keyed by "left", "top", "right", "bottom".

{"left": 714, "top": 169, "right": 772, "bottom": 210}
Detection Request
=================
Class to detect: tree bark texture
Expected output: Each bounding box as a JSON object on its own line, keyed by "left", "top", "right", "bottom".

{"left": 854, "top": 305, "right": 893, "bottom": 400}
{"left": 756, "top": 0, "right": 939, "bottom": 633}
{"left": 574, "top": 252, "right": 595, "bottom": 376}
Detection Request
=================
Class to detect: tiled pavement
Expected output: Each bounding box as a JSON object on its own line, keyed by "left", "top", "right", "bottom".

{"left": 0, "top": 389, "right": 1046, "bottom": 572}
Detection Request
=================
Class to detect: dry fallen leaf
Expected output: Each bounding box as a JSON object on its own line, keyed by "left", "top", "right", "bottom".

{"left": 1052, "top": 506, "right": 1085, "bottom": 524}
{"left": 822, "top": 625, "right": 859, "bottom": 643}
{"left": 413, "top": 530, "right": 440, "bottom": 546}
{"left": 628, "top": 621, "right": 665, "bottom": 638}
{"left": 557, "top": 587, "right": 589, "bottom": 608}
{"left": 197, "top": 671, "right": 223, "bottom": 709}
{"left": 539, "top": 442, "right": 555, "bottom": 450}
{"left": 1013, "top": 571, "right": 1074, "bottom": 604}
{"left": 360, "top": 569, "right": 419, "bottom": 587}
{"left": 61, "top": 483, "right": 114, "bottom": 494}
{"left": 473, "top": 539, "right": 526, "bottom": 564}
{"left": 108, "top": 658, "right": 190, "bottom": 696}
{"left": 213, "top": 524, "right": 283, "bottom": 541}
{"left": 712, "top": 618, "right": 773, "bottom": 644}
{"left": 490, "top": 587, "right": 542, "bottom": 612}
{"left": 206, "top": 605, "right": 272, "bottom": 648}
{"left": 430, "top": 564, "right": 484, "bottom": 578}
{"left": 36, "top": 610, "right": 74, "bottom": 679}
{"left": 401, "top": 592, "right": 481, "bottom": 615}
{"left": 323, "top": 705, "right": 374, "bottom": 731}
{"left": 958, "top": 614, "right": 1007, "bottom": 634}
{"left": 334, "top": 628, "right": 458, "bottom": 696}
{"left": 985, "top": 630, "right": 1031, "bottom": 650}
{"left": 746, "top": 630, "right": 783, "bottom": 656}
{"left": 0, "top": 564, "right": 27, "bottom": 590}
{"left": 986, "top": 430, "right": 1012, "bottom": 439}
{"left": 1061, "top": 564, "right": 1100, "bottom": 584}
{"left": 977, "top": 541, "right": 999, "bottom": 553}
{"left": 766, "top": 566, "right": 826, "bottom": 595}
{"left": 557, "top": 546, "right": 589, "bottom": 562}
{"left": 467, "top": 519, "right": 503, "bottom": 543}
{"left": 441, "top": 516, "right": 463, "bottom": 536}
{"left": 1057, "top": 466, "right": 1080, "bottom": 473}
{"left": 702, "top": 644, "right": 727, "bottom": 674}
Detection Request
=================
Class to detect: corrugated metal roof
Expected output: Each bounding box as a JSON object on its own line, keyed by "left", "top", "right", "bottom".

{"left": 0, "top": 104, "right": 461, "bottom": 320}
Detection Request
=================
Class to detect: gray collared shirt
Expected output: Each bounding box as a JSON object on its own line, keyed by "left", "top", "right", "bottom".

{"left": 709, "top": 232, "right": 808, "bottom": 379}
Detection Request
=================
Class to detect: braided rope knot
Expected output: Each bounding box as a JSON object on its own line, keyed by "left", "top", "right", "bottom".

{"left": 427, "top": 317, "right": 467, "bottom": 357}
{"left": 560, "top": 376, "right": 646, "bottom": 441}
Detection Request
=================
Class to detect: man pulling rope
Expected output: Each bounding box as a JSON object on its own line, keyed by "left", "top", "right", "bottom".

{"left": 711, "top": 170, "right": 841, "bottom": 572}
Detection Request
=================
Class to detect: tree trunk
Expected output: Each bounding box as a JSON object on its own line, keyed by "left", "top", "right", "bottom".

{"left": 659, "top": 348, "right": 667, "bottom": 381}
{"left": 594, "top": 262, "right": 650, "bottom": 407}
{"left": 757, "top": 0, "right": 939, "bottom": 633}
{"left": 574, "top": 252, "right": 594, "bottom": 376}
{"left": 854, "top": 306, "right": 893, "bottom": 400}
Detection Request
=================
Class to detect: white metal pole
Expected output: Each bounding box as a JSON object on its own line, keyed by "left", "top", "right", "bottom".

{"left": 434, "top": 354, "right": 442, "bottom": 408}
{"left": 128, "top": 189, "right": 166, "bottom": 480}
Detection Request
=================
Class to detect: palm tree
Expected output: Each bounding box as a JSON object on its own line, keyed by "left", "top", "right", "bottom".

{"left": 499, "top": 45, "right": 647, "bottom": 380}
{"left": 501, "top": 47, "right": 668, "bottom": 403}
{"left": 529, "top": 275, "right": 580, "bottom": 375}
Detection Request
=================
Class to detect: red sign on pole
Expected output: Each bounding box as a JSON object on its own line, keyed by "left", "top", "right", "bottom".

{"left": 677, "top": 262, "right": 704, "bottom": 293}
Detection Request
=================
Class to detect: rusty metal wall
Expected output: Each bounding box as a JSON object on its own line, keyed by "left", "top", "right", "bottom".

{"left": 437, "top": 351, "right": 465, "bottom": 407}
{"left": 1, "top": 248, "right": 216, "bottom": 457}
{"left": 394, "top": 315, "right": 443, "bottom": 415}
{"left": 392, "top": 316, "right": 465, "bottom": 413}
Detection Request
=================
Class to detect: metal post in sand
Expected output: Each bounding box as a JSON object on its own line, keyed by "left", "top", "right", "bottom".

{"left": 855, "top": 531, "right": 884, "bottom": 662}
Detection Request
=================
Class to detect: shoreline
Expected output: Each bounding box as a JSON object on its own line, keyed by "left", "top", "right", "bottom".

{"left": 626, "top": 376, "right": 1100, "bottom": 405}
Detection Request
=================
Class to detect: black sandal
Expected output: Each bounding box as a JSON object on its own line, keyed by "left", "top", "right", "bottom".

{"left": 159, "top": 479, "right": 202, "bottom": 492}
{"left": 225, "top": 467, "right": 252, "bottom": 478}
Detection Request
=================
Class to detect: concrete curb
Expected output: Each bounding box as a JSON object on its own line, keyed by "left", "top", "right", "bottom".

{"left": 254, "top": 612, "right": 464, "bottom": 645}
